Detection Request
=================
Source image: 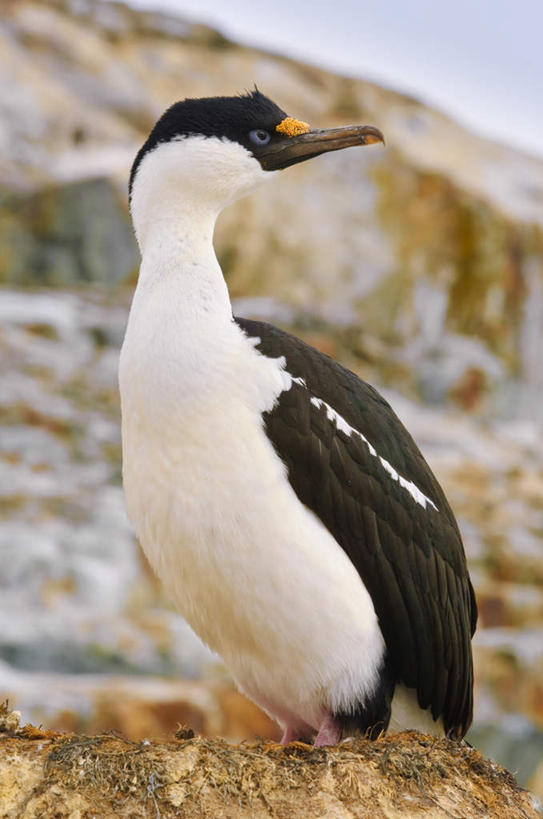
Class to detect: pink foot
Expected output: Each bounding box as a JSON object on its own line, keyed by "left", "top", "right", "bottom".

{"left": 280, "top": 725, "right": 301, "bottom": 745}
{"left": 314, "top": 714, "right": 342, "bottom": 747}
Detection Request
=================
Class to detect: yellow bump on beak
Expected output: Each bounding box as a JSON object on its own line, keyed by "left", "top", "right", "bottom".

{"left": 276, "top": 117, "right": 311, "bottom": 137}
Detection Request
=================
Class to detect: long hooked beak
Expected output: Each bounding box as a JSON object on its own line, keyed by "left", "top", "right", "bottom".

{"left": 258, "top": 124, "right": 385, "bottom": 171}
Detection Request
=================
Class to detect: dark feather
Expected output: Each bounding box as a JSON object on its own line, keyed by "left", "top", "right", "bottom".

{"left": 236, "top": 316, "right": 477, "bottom": 738}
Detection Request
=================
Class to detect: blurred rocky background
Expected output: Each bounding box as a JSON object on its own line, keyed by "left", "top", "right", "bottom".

{"left": 1, "top": 0, "right": 543, "bottom": 803}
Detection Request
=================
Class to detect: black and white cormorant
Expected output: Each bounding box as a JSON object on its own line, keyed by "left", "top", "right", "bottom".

{"left": 119, "top": 90, "right": 477, "bottom": 746}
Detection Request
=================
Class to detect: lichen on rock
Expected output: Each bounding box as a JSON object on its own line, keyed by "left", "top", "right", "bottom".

{"left": 0, "top": 704, "right": 538, "bottom": 818}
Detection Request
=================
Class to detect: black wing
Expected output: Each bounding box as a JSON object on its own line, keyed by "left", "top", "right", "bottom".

{"left": 236, "top": 317, "right": 477, "bottom": 738}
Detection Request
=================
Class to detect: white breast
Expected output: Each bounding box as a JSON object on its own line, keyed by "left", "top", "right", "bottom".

{"left": 119, "top": 279, "right": 385, "bottom": 734}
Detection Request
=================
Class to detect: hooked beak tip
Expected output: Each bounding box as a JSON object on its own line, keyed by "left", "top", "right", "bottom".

{"left": 362, "top": 128, "right": 385, "bottom": 146}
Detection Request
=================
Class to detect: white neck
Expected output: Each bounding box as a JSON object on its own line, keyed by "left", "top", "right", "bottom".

{"left": 135, "top": 201, "right": 232, "bottom": 327}
{"left": 120, "top": 209, "right": 233, "bottom": 427}
{"left": 129, "top": 136, "right": 273, "bottom": 324}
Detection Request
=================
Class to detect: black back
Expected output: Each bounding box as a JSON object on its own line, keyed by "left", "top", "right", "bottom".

{"left": 236, "top": 316, "right": 477, "bottom": 738}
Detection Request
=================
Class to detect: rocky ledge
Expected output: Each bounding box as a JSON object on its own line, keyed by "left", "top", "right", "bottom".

{"left": 0, "top": 705, "right": 538, "bottom": 819}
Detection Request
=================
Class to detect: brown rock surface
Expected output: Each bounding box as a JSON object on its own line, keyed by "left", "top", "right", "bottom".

{"left": 0, "top": 707, "right": 538, "bottom": 819}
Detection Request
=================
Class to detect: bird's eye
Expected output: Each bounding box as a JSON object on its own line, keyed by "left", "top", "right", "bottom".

{"left": 249, "top": 129, "right": 271, "bottom": 146}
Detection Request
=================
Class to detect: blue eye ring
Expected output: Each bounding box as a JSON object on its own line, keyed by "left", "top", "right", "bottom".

{"left": 249, "top": 129, "right": 271, "bottom": 146}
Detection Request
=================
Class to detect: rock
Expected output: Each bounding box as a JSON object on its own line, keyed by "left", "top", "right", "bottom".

{"left": 530, "top": 760, "right": 543, "bottom": 811}
{"left": 0, "top": 705, "right": 538, "bottom": 818}
{"left": 0, "top": 705, "right": 21, "bottom": 733}
{"left": 0, "top": 178, "right": 138, "bottom": 286}
{"left": 469, "top": 718, "right": 543, "bottom": 804}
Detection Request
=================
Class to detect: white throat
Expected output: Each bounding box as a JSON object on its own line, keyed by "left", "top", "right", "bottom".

{"left": 135, "top": 201, "right": 229, "bottom": 323}
{"left": 128, "top": 134, "right": 274, "bottom": 322}
{"left": 120, "top": 134, "right": 279, "bottom": 434}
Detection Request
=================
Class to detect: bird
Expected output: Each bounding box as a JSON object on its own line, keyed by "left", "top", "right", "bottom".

{"left": 119, "top": 89, "right": 477, "bottom": 747}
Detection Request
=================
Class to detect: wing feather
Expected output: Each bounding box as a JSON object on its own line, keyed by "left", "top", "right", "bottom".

{"left": 236, "top": 317, "right": 477, "bottom": 737}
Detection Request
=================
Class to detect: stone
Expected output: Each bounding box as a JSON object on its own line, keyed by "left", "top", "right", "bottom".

{"left": 0, "top": 707, "right": 539, "bottom": 819}
{"left": 0, "top": 179, "right": 138, "bottom": 286}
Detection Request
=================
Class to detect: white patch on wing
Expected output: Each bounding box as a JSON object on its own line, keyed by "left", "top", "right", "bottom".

{"left": 309, "top": 395, "right": 377, "bottom": 456}
{"left": 291, "top": 375, "right": 306, "bottom": 389}
{"left": 287, "top": 377, "right": 438, "bottom": 512}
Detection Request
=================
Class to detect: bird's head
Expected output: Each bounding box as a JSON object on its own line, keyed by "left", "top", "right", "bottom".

{"left": 129, "top": 89, "right": 384, "bottom": 248}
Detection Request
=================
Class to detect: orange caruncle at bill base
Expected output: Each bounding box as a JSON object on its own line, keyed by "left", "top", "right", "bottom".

{"left": 276, "top": 117, "right": 310, "bottom": 137}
